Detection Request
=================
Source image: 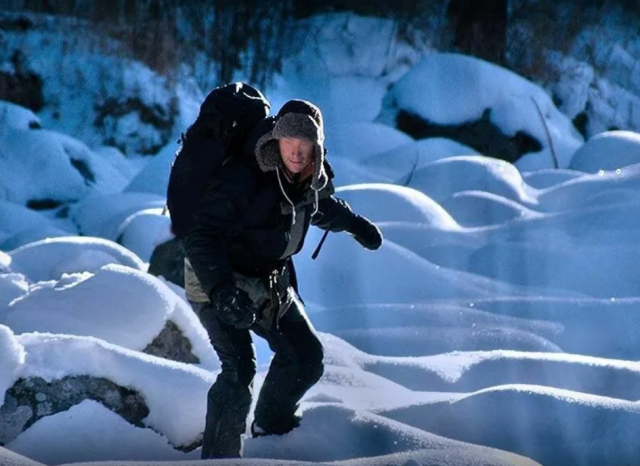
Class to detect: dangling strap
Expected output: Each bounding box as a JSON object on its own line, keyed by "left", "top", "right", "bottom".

{"left": 311, "top": 229, "right": 330, "bottom": 260}
{"left": 276, "top": 168, "right": 297, "bottom": 225}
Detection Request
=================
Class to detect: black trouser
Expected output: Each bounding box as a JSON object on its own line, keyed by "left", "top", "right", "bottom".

{"left": 192, "top": 296, "right": 324, "bottom": 459}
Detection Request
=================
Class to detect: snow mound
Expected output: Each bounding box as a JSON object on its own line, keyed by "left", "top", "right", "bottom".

{"left": 5, "top": 265, "right": 171, "bottom": 348}
{"left": 0, "top": 14, "right": 190, "bottom": 156}
{"left": 535, "top": 163, "right": 640, "bottom": 212}
{"left": 0, "top": 201, "right": 72, "bottom": 248}
{"left": 469, "top": 241, "right": 640, "bottom": 298}
{"left": 521, "top": 168, "right": 586, "bottom": 189}
{"left": 329, "top": 122, "right": 414, "bottom": 160}
{"left": 366, "top": 350, "right": 640, "bottom": 400}
{"left": 124, "top": 141, "right": 177, "bottom": 196}
{"left": 334, "top": 326, "right": 560, "bottom": 357}
{"left": 0, "top": 128, "right": 128, "bottom": 206}
{"left": 0, "top": 226, "right": 72, "bottom": 253}
{"left": 0, "top": 324, "right": 25, "bottom": 406}
{"left": 4, "top": 264, "right": 217, "bottom": 368}
{"left": 0, "top": 446, "right": 43, "bottom": 466}
{"left": 313, "top": 303, "right": 561, "bottom": 339}
{"left": 441, "top": 190, "right": 541, "bottom": 227}
{"left": 569, "top": 130, "right": 640, "bottom": 172}
{"left": 0, "top": 273, "right": 29, "bottom": 316}
{"left": 360, "top": 137, "right": 480, "bottom": 182}
{"left": 440, "top": 296, "right": 640, "bottom": 361}
{"left": 69, "top": 193, "right": 166, "bottom": 239}
{"left": 376, "top": 53, "right": 583, "bottom": 169}
{"left": 384, "top": 384, "right": 640, "bottom": 466}
{"left": 326, "top": 156, "right": 391, "bottom": 187}
{"left": 407, "top": 155, "right": 539, "bottom": 206}
{"left": 335, "top": 183, "right": 460, "bottom": 229}
{"left": 116, "top": 209, "right": 173, "bottom": 263}
{"left": 0, "top": 101, "right": 41, "bottom": 131}
{"left": 9, "top": 237, "right": 144, "bottom": 282}
{"left": 14, "top": 332, "right": 215, "bottom": 449}
{"left": 7, "top": 401, "right": 188, "bottom": 465}
{"left": 309, "top": 363, "right": 429, "bottom": 413}
{"left": 246, "top": 403, "right": 541, "bottom": 465}
{"left": 297, "top": 230, "right": 539, "bottom": 308}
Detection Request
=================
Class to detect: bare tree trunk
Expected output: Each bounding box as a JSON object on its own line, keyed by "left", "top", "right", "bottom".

{"left": 447, "top": 0, "right": 508, "bottom": 65}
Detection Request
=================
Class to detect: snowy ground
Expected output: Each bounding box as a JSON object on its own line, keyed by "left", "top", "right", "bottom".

{"left": 3, "top": 34, "right": 640, "bottom": 466}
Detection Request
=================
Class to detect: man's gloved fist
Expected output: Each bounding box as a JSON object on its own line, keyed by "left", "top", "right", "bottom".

{"left": 349, "top": 215, "right": 383, "bottom": 251}
{"left": 210, "top": 284, "right": 255, "bottom": 328}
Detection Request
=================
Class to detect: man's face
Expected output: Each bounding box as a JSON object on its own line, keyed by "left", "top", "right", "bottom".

{"left": 278, "top": 137, "right": 314, "bottom": 174}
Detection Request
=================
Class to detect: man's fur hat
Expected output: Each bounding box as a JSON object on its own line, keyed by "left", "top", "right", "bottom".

{"left": 255, "top": 99, "right": 328, "bottom": 191}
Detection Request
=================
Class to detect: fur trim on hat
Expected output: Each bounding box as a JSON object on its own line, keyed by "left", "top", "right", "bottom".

{"left": 255, "top": 133, "right": 281, "bottom": 172}
{"left": 272, "top": 112, "right": 324, "bottom": 144}
{"left": 254, "top": 111, "right": 328, "bottom": 191}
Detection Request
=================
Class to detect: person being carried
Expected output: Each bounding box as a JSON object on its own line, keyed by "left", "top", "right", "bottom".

{"left": 183, "top": 99, "right": 383, "bottom": 459}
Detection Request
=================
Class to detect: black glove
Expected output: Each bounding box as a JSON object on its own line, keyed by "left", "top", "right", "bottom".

{"left": 348, "top": 215, "right": 383, "bottom": 251}
{"left": 210, "top": 284, "right": 255, "bottom": 328}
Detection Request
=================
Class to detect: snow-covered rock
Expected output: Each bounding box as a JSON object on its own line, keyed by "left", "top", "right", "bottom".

{"left": 376, "top": 53, "right": 584, "bottom": 170}
{"left": 9, "top": 237, "right": 144, "bottom": 282}
{"left": 68, "top": 193, "right": 166, "bottom": 240}
{"left": 116, "top": 208, "right": 173, "bottom": 263}
{"left": 0, "top": 201, "right": 71, "bottom": 249}
{"left": 335, "top": 183, "right": 460, "bottom": 228}
{"left": 569, "top": 130, "right": 640, "bottom": 172}
{"left": 405, "top": 155, "right": 539, "bottom": 206}
{"left": 3, "top": 263, "right": 217, "bottom": 368}
{"left": 0, "top": 13, "right": 187, "bottom": 157}
{"left": 0, "top": 325, "right": 24, "bottom": 406}
{"left": 360, "top": 137, "right": 480, "bottom": 183}
{"left": 0, "top": 127, "right": 129, "bottom": 206}
{"left": 1, "top": 328, "right": 216, "bottom": 460}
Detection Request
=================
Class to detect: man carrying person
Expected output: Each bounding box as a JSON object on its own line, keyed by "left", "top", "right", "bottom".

{"left": 183, "top": 98, "right": 383, "bottom": 459}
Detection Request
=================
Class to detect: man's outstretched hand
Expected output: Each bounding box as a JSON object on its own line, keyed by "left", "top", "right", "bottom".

{"left": 210, "top": 284, "right": 256, "bottom": 328}
{"left": 349, "top": 215, "right": 383, "bottom": 251}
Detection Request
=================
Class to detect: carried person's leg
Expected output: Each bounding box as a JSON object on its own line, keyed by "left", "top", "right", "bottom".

{"left": 252, "top": 293, "right": 324, "bottom": 435}
{"left": 192, "top": 301, "right": 256, "bottom": 458}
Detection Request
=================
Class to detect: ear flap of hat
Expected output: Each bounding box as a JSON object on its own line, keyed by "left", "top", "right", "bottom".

{"left": 254, "top": 131, "right": 282, "bottom": 172}
{"left": 311, "top": 145, "right": 328, "bottom": 191}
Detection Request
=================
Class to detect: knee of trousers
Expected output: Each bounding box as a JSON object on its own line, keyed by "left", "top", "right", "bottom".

{"left": 218, "top": 356, "right": 257, "bottom": 387}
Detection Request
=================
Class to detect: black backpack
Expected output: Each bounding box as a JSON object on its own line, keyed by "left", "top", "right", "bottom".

{"left": 166, "top": 82, "right": 270, "bottom": 238}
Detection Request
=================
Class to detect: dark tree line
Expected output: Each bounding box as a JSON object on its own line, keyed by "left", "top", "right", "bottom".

{"left": 2, "top": 0, "right": 295, "bottom": 89}
{"left": 4, "top": 0, "right": 511, "bottom": 82}
{"left": 2, "top": 0, "right": 639, "bottom": 89}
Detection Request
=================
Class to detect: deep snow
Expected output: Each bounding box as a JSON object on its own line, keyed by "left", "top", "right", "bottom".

{"left": 3, "top": 16, "right": 640, "bottom": 466}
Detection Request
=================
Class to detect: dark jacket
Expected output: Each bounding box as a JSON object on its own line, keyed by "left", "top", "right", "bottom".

{"left": 183, "top": 118, "right": 357, "bottom": 298}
